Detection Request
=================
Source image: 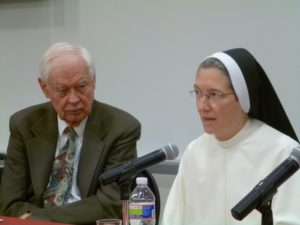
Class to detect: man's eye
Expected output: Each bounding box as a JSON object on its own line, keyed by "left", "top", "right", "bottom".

{"left": 57, "top": 89, "right": 67, "bottom": 94}
{"left": 77, "top": 83, "right": 88, "bottom": 92}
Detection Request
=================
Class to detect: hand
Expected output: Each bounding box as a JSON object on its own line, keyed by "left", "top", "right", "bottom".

{"left": 19, "top": 212, "right": 31, "bottom": 219}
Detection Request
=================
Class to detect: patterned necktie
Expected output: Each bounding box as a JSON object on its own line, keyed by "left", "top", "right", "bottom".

{"left": 43, "top": 127, "right": 77, "bottom": 207}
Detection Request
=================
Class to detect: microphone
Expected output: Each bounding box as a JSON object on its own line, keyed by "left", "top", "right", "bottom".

{"left": 231, "top": 146, "right": 300, "bottom": 221}
{"left": 99, "top": 143, "right": 179, "bottom": 185}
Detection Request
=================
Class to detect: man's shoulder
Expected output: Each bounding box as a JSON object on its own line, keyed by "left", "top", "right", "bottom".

{"left": 10, "top": 102, "right": 54, "bottom": 122}
{"left": 93, "top": 100, "right": 140, "bottom": 123}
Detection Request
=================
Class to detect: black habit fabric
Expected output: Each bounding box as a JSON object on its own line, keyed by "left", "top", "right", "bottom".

{"left": 223, "top": 48, "right": 298, "bottom": 142}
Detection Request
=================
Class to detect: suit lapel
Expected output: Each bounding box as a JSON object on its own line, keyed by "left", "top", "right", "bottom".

{"left": 77, "top": 102, "right": 108, "bottom": 197}
{"left": 77, "top": 127, "right": 104, "bottom": 197}
{"left": 26, "top": 101, "right": 108, "bottom": 200}
{"left": 27, "top": 108, "right": 58, "bottom": 200}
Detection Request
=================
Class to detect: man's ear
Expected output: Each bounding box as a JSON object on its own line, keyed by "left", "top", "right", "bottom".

{"left": 38, "top": 77, "right": 50, "bottom": 98}
{"left": 92, "top": 75, "right": 96, "bottom": 89}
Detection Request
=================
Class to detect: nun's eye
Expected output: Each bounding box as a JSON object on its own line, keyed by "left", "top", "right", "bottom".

{"left": 189, "top": 89, "right": 235, "bottom": 104}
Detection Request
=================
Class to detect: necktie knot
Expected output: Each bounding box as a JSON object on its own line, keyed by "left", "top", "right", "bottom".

{"left": 64, "top": 127, "right": 77, "bottom": 141}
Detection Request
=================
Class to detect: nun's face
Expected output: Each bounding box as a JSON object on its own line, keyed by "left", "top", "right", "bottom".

{"left": 195, "top": 68, "right": 248, "bottom": 141}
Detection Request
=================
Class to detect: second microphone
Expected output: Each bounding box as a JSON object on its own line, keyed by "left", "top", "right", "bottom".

{"left": 99, "top": 143, "right": 179, "bottom": 185}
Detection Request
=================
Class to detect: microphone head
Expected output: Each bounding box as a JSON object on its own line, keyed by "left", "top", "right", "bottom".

{"left": 162, "top": 143, "right": 179, "bottom": 160}
{"left": 290, "top": 146, "right": 300, "bottom": 166}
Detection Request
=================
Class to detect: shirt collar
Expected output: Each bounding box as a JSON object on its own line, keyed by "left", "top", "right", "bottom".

{"left": 57, "top": 116, "right": 88, "bottom": 139}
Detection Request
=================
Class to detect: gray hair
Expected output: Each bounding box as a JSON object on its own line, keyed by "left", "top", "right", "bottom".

{"left": 197, "top": 57, "right": 233, "bottom": 89}
{"left": 39, "top": 42, "right": 95, "bottom": 82}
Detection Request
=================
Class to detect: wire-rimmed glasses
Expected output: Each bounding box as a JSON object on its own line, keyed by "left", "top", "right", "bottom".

{"left": 189, "top": 89, "right": 235, "bottom": 104}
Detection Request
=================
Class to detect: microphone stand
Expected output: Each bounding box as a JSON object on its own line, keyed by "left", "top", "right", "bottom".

{"left": 115, "top": 168, "right": 137, "bottom": 225}
{"left": 256, "top": 194, "right": 274, "bottom": 225}
{"left": 117, "top": 179, "right": 132, "bottom": 225}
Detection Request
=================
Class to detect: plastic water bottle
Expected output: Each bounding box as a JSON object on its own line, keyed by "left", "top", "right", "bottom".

{"left": 129, "top": 177, "right": 156, "bottom": 225}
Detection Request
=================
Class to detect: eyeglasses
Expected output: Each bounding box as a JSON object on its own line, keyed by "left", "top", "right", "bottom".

{"left": 189, "top": 89, "right": 235, "bottom": 104}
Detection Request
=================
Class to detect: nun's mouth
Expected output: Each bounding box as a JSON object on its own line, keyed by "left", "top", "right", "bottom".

{"left": 201, "top": 117, "right": 216, "bottom": 122}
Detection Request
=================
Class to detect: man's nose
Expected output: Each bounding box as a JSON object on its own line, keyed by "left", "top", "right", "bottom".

{"left": 67, "top": 89, "right": 80, "bottom": 103}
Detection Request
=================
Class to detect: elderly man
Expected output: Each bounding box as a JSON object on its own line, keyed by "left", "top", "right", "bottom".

{"left": 0, "top": 42, "right": 141, "bottom": 225}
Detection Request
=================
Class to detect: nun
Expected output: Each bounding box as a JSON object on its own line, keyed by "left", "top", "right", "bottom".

{"left": 161, "top": 48, "right": 300, "bottom": 225}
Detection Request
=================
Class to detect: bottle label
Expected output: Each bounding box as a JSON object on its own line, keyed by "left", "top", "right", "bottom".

{"left": 129, "top": 203, "right": 155, "bottom": 220}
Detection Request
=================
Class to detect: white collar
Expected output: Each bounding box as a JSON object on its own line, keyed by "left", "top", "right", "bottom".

{"left": 214, "top": 119, "right": 262, "bottom": 149}
{"left": 57, "top": 116, "right": 88, "bottom": 138}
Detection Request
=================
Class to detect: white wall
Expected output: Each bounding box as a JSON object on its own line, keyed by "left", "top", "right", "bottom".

{"left": 1, "top": 0, "right": 300, "bottom": 156}
{"left": 1, "top": 0, "right": 300, "bottom": 222}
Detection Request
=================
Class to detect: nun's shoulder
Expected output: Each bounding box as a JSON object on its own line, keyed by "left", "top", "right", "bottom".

{"left": 253, "top": 119, "right": 299, "bottom": 147}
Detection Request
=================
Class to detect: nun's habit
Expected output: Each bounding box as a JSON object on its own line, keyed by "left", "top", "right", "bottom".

{"left": 162, "top": 48, "right": 300, "bottom": 225}
{"left": 221, "top": 48, "right": 298, "bottom": 142}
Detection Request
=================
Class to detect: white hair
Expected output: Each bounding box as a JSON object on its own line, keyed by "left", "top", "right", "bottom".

{"left": 39, "top": 42, "right": 95, "bottom": 82}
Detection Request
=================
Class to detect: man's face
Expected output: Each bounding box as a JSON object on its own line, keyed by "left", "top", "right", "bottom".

{"left": 39, "top": 54, "right": 95, "bottom": 127}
